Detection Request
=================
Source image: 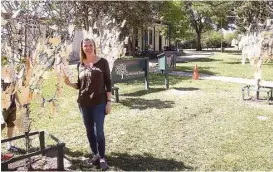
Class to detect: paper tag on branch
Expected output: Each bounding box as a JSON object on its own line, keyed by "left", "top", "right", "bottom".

{"left": 49, "top": 37, "right": 61, "bottom": 48}
{"left": 22, "top": 116, "right": 31, "bottom": 132}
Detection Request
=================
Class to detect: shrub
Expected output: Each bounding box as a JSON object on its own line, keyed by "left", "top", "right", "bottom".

{"left": 202, "top": 31, "right": 222, "bottom": 48}
{"left": 223, "top": 32, "right": 238, "bottom": 46}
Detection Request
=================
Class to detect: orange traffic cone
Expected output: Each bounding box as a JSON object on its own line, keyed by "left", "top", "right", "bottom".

{"left": 193, "top": 64, "right": 200, "bottom": 80}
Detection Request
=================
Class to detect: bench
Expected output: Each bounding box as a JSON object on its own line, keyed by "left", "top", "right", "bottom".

{"left": 111, "top": 87, "right": 119, "bottom": 103}
{"left": 242, "top": 85, "right": 273, "bottom": 104}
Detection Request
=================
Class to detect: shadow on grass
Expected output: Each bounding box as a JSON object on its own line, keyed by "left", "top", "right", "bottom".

{"left": 107, "top": 152, "right": 194, "bottom": 171}
{"left": 263, "top": 62, "right": 273, "bottom": 66}
{"left": 223, "top": 61, "right": 242, "bottom": 64}
{"left": 121, "top": 87, "right": 166, "bottom": 97}
{"left": 175, "top": 66, "right": 217, "bottom": 75}
{"left": 121, "top": 87, "right": 199, "bottom": 97}
{"left": 230, "top": 53, "right": 242, "bottom": 55}
{"left": 65, "top": 150, "right": 194, "bottom": 171}
{"left": 120, "top": 98, "right": 175, "bottom": 110}
{"left": 173, "top": 87, "right": 199, "bottom": 91}
{"left": 180, "top": 58, "right": 222, "bottom": 63}
{"left": 120, "top": 73, "right": 190, "bottom": 87}
{"left": 201, "top": 49, "right": 241, "bottom": 54}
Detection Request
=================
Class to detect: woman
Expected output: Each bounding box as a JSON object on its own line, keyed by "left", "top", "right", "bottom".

{"left": 64, "top": 38, "right": 112, "bottom": 170}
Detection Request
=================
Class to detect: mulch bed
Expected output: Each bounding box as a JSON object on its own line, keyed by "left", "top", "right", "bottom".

{"left": 8, "top": 156, "right": 59, "bottom": 171}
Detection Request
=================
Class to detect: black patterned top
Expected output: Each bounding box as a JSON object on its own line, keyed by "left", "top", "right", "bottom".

{"left": 76, "top": 58, "right": 111, "bottom": 107}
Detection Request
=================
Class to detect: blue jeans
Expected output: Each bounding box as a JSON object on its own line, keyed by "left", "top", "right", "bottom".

{"left": 79, "top": 103, "right": 106, "bottom": 158}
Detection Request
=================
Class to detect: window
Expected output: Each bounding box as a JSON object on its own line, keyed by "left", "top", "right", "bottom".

{"left": 149, "top": 30, "right": 152, "bottom": 45}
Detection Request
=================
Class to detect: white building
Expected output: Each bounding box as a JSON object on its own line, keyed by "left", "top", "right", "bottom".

{"left": 69, "top": 22, "right": 170, "bottom": 61}
{"left": 136, "top": 23, "right": 170, "bottom": 52}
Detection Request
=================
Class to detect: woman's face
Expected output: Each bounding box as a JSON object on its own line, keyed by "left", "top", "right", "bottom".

{"left": 82, "top": 39, "right": 95, "bottom": 55}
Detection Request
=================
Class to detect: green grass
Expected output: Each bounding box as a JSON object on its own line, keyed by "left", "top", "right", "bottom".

{"left": 176, "top": 52, "right": 273, "bottom": 81}
{"left": 5, "top": 69, "right": 273, "bottom": 170}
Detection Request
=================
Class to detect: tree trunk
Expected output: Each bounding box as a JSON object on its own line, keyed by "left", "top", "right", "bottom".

{"left": 127, "top": 36, "right": 132, "bottom": 56}
{"left": 196, "top": 31, "right": 202, "bottom": 51}
{"left": 131, "top": 28, "right": 137, "bottom": 56}
{"left": 84, "top": 6, "right": 89, "bottom": 31}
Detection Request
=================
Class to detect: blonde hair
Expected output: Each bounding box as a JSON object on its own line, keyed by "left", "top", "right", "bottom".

{"left": 80, "top": 38, "right": 97, "bottom": 63}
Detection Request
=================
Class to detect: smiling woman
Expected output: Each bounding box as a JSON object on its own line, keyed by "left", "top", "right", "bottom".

{"left": 63, "top": 38, "right": 112, "bottom": 170}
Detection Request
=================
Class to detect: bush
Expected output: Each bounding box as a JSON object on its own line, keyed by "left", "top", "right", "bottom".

{"left": 223, "top": 32, "right": 238, "bottom": 46}
{"left": 201, "top": 31, "right": 222, "bottom": 48}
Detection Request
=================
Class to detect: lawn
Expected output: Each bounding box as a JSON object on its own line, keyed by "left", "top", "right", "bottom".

{"left": 4, "top": 67, "right": 273, "bottom": 171}
{"left": 176, "top": 52, "right": 273, "bottom": 81}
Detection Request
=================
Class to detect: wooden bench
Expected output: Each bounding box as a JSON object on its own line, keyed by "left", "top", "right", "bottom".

{"left": 242, "top": 85, "right": 273, "bottom": 104}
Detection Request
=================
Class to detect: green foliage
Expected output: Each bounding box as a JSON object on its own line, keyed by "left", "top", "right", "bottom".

{"left": 231, "top": 1, "right": 272, "bottom": 33}
{"left": 1, "top": 56, "right": 8, "bottom": 66}
{"left": 201, "top": 30, "right": 222, "bottom": 48}
{"left": 184, "top": 1, "right": 234, "bottom": 50}
{"left": 159, "top": 1, "right": 191, "bottom": 41}
{"left": 223, "top": 32, "right": 238, "bottom": 46}
{"left": 74, "top": 1, "right": 160, "bottom": 31}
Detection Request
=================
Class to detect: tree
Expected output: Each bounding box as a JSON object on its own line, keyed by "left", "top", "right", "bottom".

{"left": 109, "top": 1, "right": 161, "bottom": 55}
{"left": 1, "top": 2, "right": 76, "bottom": 168}
{"left": 159, "top": 1, "right": 191, "bottom": 43}
{"left": 233, "top": 1, "right": 272, "bottom": 33}
{"left": 234, "top": 1, "right": 273, "bottom": 98}
{"left": 73, "top": 1, "right": 161, "bottom": 56}
{"left": 184, "top": 1, "right": 232, "bottom": 51}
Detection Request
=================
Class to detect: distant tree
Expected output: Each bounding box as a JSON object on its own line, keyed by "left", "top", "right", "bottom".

{"left": 159, "top": 1, "right": 191, "bottom": 44}
{"left": 184, "top": 1, "right": 232, "bottom": 51}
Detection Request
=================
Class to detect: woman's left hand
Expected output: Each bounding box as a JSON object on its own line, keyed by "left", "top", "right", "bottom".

{"left": 105, "top": 102, "right": 111, "bottom": 115}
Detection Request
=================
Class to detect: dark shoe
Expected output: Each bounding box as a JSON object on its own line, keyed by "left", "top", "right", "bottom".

{"left": 1, "top": 153, "right": 14, "bottom": 161}
{"left": 91, "top": 154, "right": 100, "bottom": 165}
{"left": 83, "top": 154, "right": 100, "bottom": 167}
{"left": 100, "top": 158, "right": 108, "bottom": 171}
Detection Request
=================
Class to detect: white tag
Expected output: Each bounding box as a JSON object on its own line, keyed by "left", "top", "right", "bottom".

{"left": 22, "top": 117, "right": 31, "bottom": 132}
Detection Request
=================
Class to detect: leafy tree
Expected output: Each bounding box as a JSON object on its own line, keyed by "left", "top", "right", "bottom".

{"left": 159, "top": 1, "right": 191, "bottom": 43}
{"left": 233, "top": 1, "right": 272, "bottom": 33}
{"left": 184, "top": 1, "right": 232, "bottom": 51}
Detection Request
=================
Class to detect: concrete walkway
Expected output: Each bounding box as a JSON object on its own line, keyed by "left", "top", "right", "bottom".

{"left": 149, "top": 50, "right": 273, "bottom": 87}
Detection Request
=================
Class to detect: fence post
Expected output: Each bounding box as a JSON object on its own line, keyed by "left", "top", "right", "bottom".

{"left": 57, "top": 143, "right": 65, "bottom": 171}
{"left": 39, "top": 131, "right": 45, "bottom": 156}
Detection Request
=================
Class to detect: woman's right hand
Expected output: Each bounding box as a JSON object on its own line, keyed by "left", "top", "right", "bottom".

{"left": 64, "top": 76, "right": 70, "bottom": 86}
